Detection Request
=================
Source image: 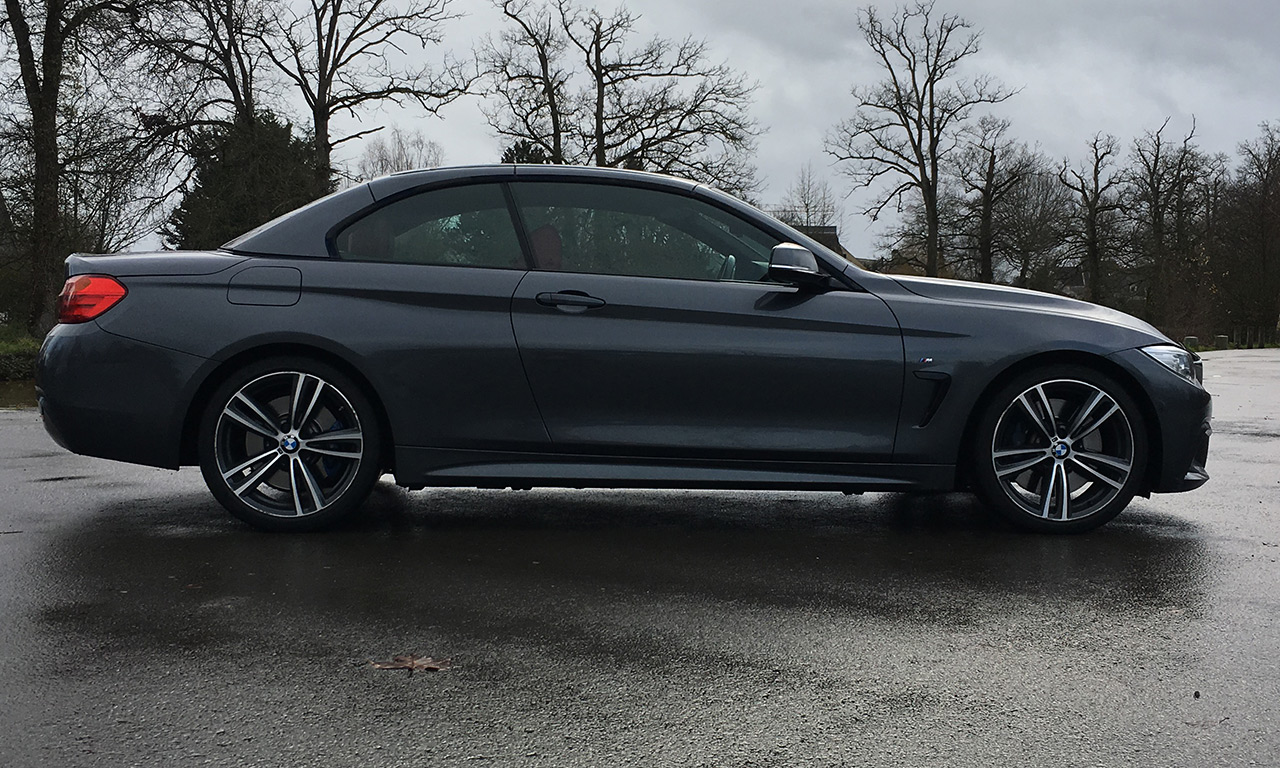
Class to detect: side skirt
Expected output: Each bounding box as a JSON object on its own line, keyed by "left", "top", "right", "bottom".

{"left": 393, "top": 446, "right": 955, "bottom": 492}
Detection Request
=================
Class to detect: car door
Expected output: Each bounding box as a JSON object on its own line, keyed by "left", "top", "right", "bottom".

{"left": 312, "top": 181, "right": 548, "bottom": 452}
{"left": 507, "top": 180, "right": 904, "bottom": 460}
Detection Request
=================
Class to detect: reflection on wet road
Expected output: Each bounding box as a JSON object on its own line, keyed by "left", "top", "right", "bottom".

{"left": 1, "top": 351, "right": 1277, "bottom": 767}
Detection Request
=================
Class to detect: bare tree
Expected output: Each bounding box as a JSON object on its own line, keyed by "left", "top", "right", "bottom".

{"left": 354, "top": 127, "right": 444, "bottom": 179}
{"left": 261, "top": 0, "right": 471, "bottom": 187}
{"left": 130, "top": 0, "right": 274, "bottom": 129}
{"left": 59, "top": 67, "right": 180, "bottom": 251}
{"left": 478, "top": 0, "right": 573, "bottom": 164}
{"left": 562, "top": 0, "right": 758, "bottom": 187}
{"left": 1236, "top": 124, "right": 1280, "bottom": 334}
{"left": 777, "top": 163, "right": 841, "bottom": 228}
{"left": 3, "top": 52, "right": 175, "bottom": 244}
{"left": 952, "top": 116, "right": 1035, "bottom": 283}
{"left": 997, "top": 167, "right": 1072, "bottom": 291}
{"left": 1126, "top": 118, "right": 1203, "bottom": 325}
{"left": 1210, "top": 123, "right": 1280, "bottom": 342}
{"left": 479, "top": 0, "right": 761, "bottom": 196}
{"left": 1, "top": 0, "right": 138, "bottom": 333}
{"left": 118, "top": 0, "right": 279, "bottom": 247}
{"left": 1059, "top": 134, "right": 1126, "bottom": 304}
{"left": 825, "top": 0, "right": 1013, "bottom": 277}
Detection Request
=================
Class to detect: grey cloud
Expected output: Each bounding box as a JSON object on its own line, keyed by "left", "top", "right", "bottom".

{"left": 339, "top": 0, "right": 1278, "bottom": 257}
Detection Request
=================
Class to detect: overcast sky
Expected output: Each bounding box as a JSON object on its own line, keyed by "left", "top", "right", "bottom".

{"left": 331, "top": 0, "right": 1280, "bottom": 257}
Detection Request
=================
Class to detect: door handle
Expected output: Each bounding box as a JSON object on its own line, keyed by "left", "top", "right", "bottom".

{"left": 535, "top": 291, "right": 606, "bottom": 311}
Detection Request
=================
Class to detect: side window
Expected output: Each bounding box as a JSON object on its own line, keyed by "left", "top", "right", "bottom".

{"left": 510, "top": 182, "right": 782, "bottom": 282}
{"left": 334, "top": 183, "right": 525, "bottom": 269}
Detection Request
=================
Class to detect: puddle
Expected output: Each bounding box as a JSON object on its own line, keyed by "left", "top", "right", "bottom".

{"left": 0, "top": 380, "right": 37, "bottom": 409}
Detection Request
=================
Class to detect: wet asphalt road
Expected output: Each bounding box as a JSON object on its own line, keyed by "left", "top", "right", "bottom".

{"left": 1, "top": 351, "right": 1278, "bottom": 767}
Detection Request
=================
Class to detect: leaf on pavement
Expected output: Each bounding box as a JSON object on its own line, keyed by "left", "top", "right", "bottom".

{"left": 370, "top": 654, "right": 450, "bottom": 675}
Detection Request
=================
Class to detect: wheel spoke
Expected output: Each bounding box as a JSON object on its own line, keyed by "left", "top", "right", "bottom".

{"left": 229, "top": 392, "right": 282, "bottom": 438}
{"left": 1034, "top": 385, "right": 1058, "bottom": 437}
{"left": 1071, "top": 402, "right": 1120, "bottom": 442}
{"left": 1038, "top": 462, "right": 1071, "bottom": 520}
{"left": 1018, "top": 392, "right": 1055, "bottom": 440}
{"left": 305, "top": 428, "right": 362, "bottom": 444}
{"left": 996, "top": 452, "right": 1051, "bottom": 478}
{"left": 231, "top": 453, "right": 284, "bottom": 497}
{"left": 293, "top": 375, "right": 325, "bottom": 431}
{"left": 302, "top": 446, "right": 362, "bottom": 460}
{"left": 289, "top": 374, "right": 305, "bottom": 431}
{"left": 1065, "top": 389, "right": 1107, "bottom": 441}
{"left": 221, "top": 448, "right": 280, "bottom": 481}
{"left": 1068, "top": 456, "right": 1124, "bottom": 490}
{"left": 1039, "top": 461, "right": 1058, "bottom": 518}
{"left": 223, "top": 402, "right": 279, "bottom": 439}
{"left": 296, "top": 458, "right": 327, "bottom": 511}
{"left": 1054, "top": 463, "right": 1071, "bottom": 520}
{"left": 302, "top": 428, "right": 363, "bottom": 460}
{"left": 1073, "top": 449, "right": 1132, "bottom": 475}
{"left": 994, "top": 447, "right": 1045, "bottom": 459}
{"left": 288, "top": 457, "right": 305, "bottom": 516}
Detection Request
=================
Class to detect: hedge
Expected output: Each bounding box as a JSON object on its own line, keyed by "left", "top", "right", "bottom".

{"left": 0, "top": 350, "right": 36, "bottom": 381}
{"left": 0, "top": 333, "right": 39, "bottom": 382}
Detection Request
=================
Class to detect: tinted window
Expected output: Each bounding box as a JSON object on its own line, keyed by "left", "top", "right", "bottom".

{"left": 335, "top": 183, "right": 524, "bottom": 269}
{"left": 510, "top": 182, "right": 781, "bottom": 281}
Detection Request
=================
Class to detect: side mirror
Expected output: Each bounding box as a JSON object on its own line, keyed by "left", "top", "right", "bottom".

{"left": 768, "top": 243, "right": 828, "bottom": 288}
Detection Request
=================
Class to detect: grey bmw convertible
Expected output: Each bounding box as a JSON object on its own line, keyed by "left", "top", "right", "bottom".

{"left": 37, "top": 165, "right": 1211, "bottom": 532}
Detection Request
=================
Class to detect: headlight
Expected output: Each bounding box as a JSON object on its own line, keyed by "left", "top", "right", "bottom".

{"left": 1142, "top": 344, "right": 1197, "bottom": 383}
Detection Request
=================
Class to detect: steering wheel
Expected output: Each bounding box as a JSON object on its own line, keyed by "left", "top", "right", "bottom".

{"left": 717, "top": 254, "right": 736, "bottom": 281}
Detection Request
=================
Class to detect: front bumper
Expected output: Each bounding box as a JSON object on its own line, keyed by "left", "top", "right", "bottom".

{"left": 1108, "top": 348, "right": 1212, "bottom": 494}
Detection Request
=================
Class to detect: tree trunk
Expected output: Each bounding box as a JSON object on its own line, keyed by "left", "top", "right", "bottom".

{"left": 312, "top": 106, "right": 332, "bottom": 191}
{"left": 1147, "top": 214, "right": 1167, "bottom": 326}
{"left": 978, "top": 151, "right": 996, "bottom": 283}
{"left": 924, "top": 188, "right": 940, "bottom": 277}
{"left": 1085, "top": 212, "right": 1101, "bottom": 304}
{"left": 27, "top": 103, "right": 61, "bottom": 334}
{"left": 20, "top": 0, "right": 67, "bottom": 336}
{"left": 536, "top": 46, "right": 563, "bottom": 164}
{"left": 591, "top": 35, "right": 605, "bottom": 167}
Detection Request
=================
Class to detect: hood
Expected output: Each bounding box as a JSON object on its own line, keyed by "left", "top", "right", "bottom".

{"left": 888, "top": 274, "right": 1168, "bottom": 339}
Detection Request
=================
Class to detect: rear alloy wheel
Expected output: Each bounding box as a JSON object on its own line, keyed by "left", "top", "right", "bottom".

{"left": 199, "top": 358, "right": 381, "bottom": 531}
{"left": 973, "top": 366, "right": 1147, "bottom": 533}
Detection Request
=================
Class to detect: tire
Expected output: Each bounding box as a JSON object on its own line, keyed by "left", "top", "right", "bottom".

{"left": 198, "top": 357, "right": 382, "bottom": 531}
{"left": 970, "top": 365, "right": 1148, "bottom": 533}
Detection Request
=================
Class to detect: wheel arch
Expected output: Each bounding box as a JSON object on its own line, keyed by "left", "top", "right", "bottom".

{"left": 179, "top": 342, "right": 395, "bottom": 471}
{"left": 955, "top": 349, "right": 1162, "bottom": 493}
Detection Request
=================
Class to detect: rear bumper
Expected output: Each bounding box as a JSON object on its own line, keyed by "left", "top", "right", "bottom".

{"left": 1107, "top": 348, "right": 1212, "bottom": 494}
{"left": 37, "top": 322, "right": 209, "bottom": 469}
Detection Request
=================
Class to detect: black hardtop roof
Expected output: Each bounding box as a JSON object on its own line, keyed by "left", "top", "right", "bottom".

{"left": 223, "top": 164, "right": 701, "bottom": 258}
{"left": 370, "top": 164, "right": 697, "bottom": 199}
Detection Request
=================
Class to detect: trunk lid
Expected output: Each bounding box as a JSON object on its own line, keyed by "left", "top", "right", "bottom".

{"left": 66, "top": 250, "right": 249, "bottom": 278}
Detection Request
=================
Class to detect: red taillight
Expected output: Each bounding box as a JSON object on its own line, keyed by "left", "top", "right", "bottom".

{"left": 57, "top": 275, "right": 128, "bottom": 324}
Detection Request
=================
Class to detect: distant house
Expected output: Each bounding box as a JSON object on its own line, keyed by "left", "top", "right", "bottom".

{"left": 765, "top": 207, "right": 865, "bottom": 268}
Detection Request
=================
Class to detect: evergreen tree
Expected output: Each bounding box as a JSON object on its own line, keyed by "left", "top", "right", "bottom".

{"left": 500, "top": 140, "right": 551, "bottom": 164}
{"left": 163, "top": 115, "right": 327, "bottom": 249}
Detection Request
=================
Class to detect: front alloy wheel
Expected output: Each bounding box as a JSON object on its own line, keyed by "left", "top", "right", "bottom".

{"left": 974, "top": 367, "right": 1147, "bottom": 533}
{"left": 199, "top": 358, "right": 381, "bottom": 531}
